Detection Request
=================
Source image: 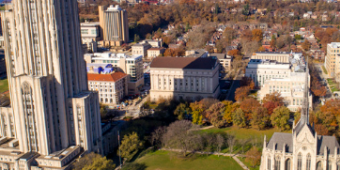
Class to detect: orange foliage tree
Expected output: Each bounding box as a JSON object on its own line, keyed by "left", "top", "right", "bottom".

{"left": 240, "top": 98, "right": 260, "bottom": 121}
{"left": 235, "top": 86, "right": 250, "bottom": 102}
{"left": 251, "top": 29, "right": 263, "bottom": 42}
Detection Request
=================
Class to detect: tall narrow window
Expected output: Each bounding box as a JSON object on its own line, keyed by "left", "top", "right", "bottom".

{"left": 275, "top": 156, "right": 281, "bottom": 170}
{"left": 336, "top": 161, "right": 340, "bottom": 170}
{"left": 297, "top": 153, "right": 302, "bottom": 170}
{"left": 268, "top": 158, "right": 272, "bottom": 170}
{"left": 285, "top": 159, "right": 291, "bottom": 170}
{"left": 306, "top": 154, "right": 311, "bottom": 170}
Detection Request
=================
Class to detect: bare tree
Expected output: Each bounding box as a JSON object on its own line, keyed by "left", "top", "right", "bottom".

{"left": 226, "top": 133, "right": 236, "bottom": 154}
{"left": 151, "top": 126, "right": 166, "bottom": 147}
{"left": 162, "top": 120, "right": 199, "bottom": 156}
{"left": 216, "top": 134, "right": 224, "bottom": 157}
{"left": 239, "top": 138, "right": 250, "bottom": 154}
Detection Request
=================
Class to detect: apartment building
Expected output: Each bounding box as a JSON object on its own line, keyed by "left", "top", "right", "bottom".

{"left": 88, "top": 72, "right": 128, "bottom": 105}
{"left": 0, "top": 1, "right": 102, "bottom": 169}
{"left": 251, "top": 52, "right": 291, "bottom": 63}
{"left": 80, "top": 22, "right": 100, "bottom": 52}
{"left": 85, "top": 52, "right": 144, "bottom": 94}
{"left": 209, "top": 53, "right": 233, "bottom": 71}
{"left": 324, "top": 42, "right": 340, "bottom": 80}
{"left": 99, "top": 5, "right": 129, "bottom": 47}
{"left": 150, "top": 57, "right": 220, "bottom": 101}
{"left": 245, "top": 53, "right": 312, "bottom": 111}
{"left": 132, "top": 43, "right": 152, "bottom": 57}
{"left": 147, "top": 47, "right": 165, "bottom": 59}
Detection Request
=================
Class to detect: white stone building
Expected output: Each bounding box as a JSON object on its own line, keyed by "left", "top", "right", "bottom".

{"left": 150, "top": 57, "right": 220, "bottom": 101}
{"left": 245, "top": 53, "right": 312, "bottom": 111}
{"left": 251, "top": 52, "right": 292, "bottom": 63}
{"left": 260, "top": 73, "right": 340, "bottom": 170}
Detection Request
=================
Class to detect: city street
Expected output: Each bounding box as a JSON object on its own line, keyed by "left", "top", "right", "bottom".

{"left": 314, "top": 63, "right": 333, "bottom": 100}
{"left": 226, "top": 68, "right": 243, "bottom": 101}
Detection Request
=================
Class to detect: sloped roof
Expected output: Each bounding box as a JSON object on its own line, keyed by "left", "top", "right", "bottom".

{"left": 267, "top": 133, "right": 293, "bottom": 152}
{"left": 87, "top": 72, "right": 127, "bottom": 82}
{"left": 150, "top": 57, "right": 216, "bottom": 69}
{"left": 317, "top": 135, "right": 340, "bottom": 155}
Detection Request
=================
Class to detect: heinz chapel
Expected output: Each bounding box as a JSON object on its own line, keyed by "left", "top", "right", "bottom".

{"left": 260, "top": 69, "right": 340, "bottom": 170}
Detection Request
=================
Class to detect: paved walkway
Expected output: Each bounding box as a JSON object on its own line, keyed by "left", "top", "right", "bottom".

{"left": 160, "top": 148, "right": 249, "bottom": 170}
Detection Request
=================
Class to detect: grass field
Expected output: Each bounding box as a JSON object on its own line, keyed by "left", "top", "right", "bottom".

{"left": 238, "top": 157, "right": 259, "bottom": 170}
{"left": 327, "top": 79, "right": 339, "bottom": 92}
{"left": 200, "top": 126, "right": 286, "bottom": 140}
{"left": 0, "top": 79, "right": 8, "bottom": 93}
{"left": 136, "top": 150, "right": 243, "bottom": 170}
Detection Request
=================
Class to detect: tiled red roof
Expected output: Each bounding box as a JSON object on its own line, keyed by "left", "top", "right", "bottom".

{"left": 87, "top": 72, "right": 127, "bottom": 82}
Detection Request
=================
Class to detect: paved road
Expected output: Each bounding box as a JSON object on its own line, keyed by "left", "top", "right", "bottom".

{"left": 314, "top": 63, "right": 333, "bottom": 100}
{"left": 226, "top": 69, "right": 243, "bottom": 101}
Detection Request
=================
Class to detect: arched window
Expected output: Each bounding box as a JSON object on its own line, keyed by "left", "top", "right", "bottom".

{"left": 337, "top": 161, "right": 340, "bottom": 170}
{"left": 275, "top": 156, "right": 281, "bottom": 170}
{"left": 268, "top": 158, "right": 272, "bottom": 170}
{"left": 316, "top": 161, "right": 323, "bottom": 170}
{"left": 285, "top": 159, "right": 291, "bottom": 170}
{"left": 297, "top": 153, "right": 302, "bottom": 170}
{"left": 306, "top": 154, "right": 311, "bottom": 170}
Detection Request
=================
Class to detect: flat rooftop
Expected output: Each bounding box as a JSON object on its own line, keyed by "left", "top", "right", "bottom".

{"left": 85, "top": 52, "right": 142, "bottom": 60}
{"left": 80, "top": 22, "right": 100, "bottom": 27}
{"left": 328, "top": 42, "right": 340, "bottom": 48}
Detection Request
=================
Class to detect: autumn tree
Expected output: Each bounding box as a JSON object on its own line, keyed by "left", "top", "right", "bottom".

{"left": 314, "top": 124, "right": 329, "bottom": 135}
{"left": 205, "top": 102, "right": 226, "bottom": 128}
{"left": 151, "top": 126, "right": 166, "bottom": 147}
{"left": 73, "top": 153, "right": 116, "bottom": 170}
{"left": 263, "top": 91, "right": 284, "bottom": 115}
{"left": 270, "top": 35, "right": 276, "bottom": 49}
{"left": 227, "top": 49, "right": 241, "bottom": 57}
{"left": 118, "top": 132, "right": 144, "bottom": 161}
{"left": 251, "top": 107, "right": 270, "bottom": 130}
{"left": 301, "top": 39, "right": 311, "bottom": 51}
{"left": 258, "top": 46, "right": 266, "bottom": 52}
{"left": 190, "top": 101, "right": 205, "bottom": 125}
{"left": 245, "top": 147, "right": 261, "bottom": 168}
{"left": 174, "top": 103, "right": 190, "bottom": 120}
{"left": 240, "top": 98, "right": 260, "bottom": 121}
{"left": 270, "top": 106, "right": 291, "bottom": 131}
{"left": 252, "top": 29, "right": 263, "bottom": 43}
{"left": 222, "top": 100, "right": 239, "bottom": 125}
{"left": 232, "top": 108, "right": 247, "bottom": 128}
{"left": 241, "top": 77, "right": 255, "bottom": 90}
{"left": 235, "top": 86, "right": 250, "bottom": 102}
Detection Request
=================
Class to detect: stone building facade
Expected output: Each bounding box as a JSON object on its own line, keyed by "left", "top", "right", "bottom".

{"left": 150, "top": 57, "right": 220, "bottom": 101}
{"left": 0, "top": 1, "right": 102, "bottom": 169}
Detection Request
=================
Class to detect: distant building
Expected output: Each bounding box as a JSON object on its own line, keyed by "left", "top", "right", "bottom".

{"left": 209, "top": 53, "right": 233, "bottom": 71}
{"left": 99, "top": 5, "right": 129, "bottom": 47}
{"left": 246, "top": 53, "right": 312, "bottom": 111}
{"left": 150, "top": 57, "right": 220, "bottom": 101}
{"left": 80, "top": 22, "right": 100, "bottom": 52}
{"left": 88, "top": 72, "right": 128, "bottom": 105}
{"left": 140, "top": 39, "right": 162, "bottom": 48}
{"left": 251, "top": 52, "right": 291, "bottom": 63}
{"left": 324, "top": 42, "right": 340, "bottom": 80}
{"left": 84, "top": 52, "right": 144, "bottom": 94}
{"left": 147, "top": 47, "right": 165, "bottom": 59}
{"left": 132, "top": 43, "right": 152, "bottom": 57}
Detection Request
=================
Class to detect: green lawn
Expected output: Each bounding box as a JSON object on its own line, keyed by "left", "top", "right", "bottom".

{"left": 327, "top": 79, "right": 339, "bottom": 92}
{"left": 136, "top": 150, "right": 243, "bottom": 170}
{"left": 0, "top": 79, "right": 8, "bottom": 93}
{"left": 200, "top": 126, "right": 286, "bottom": 140}
{"left": 238, "top": 157, "right": 259, "bottom": 170}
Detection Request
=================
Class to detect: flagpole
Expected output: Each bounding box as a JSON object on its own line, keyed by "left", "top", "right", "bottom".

{"left": 118, "top": 131, "right": 122, "bottom": 168}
